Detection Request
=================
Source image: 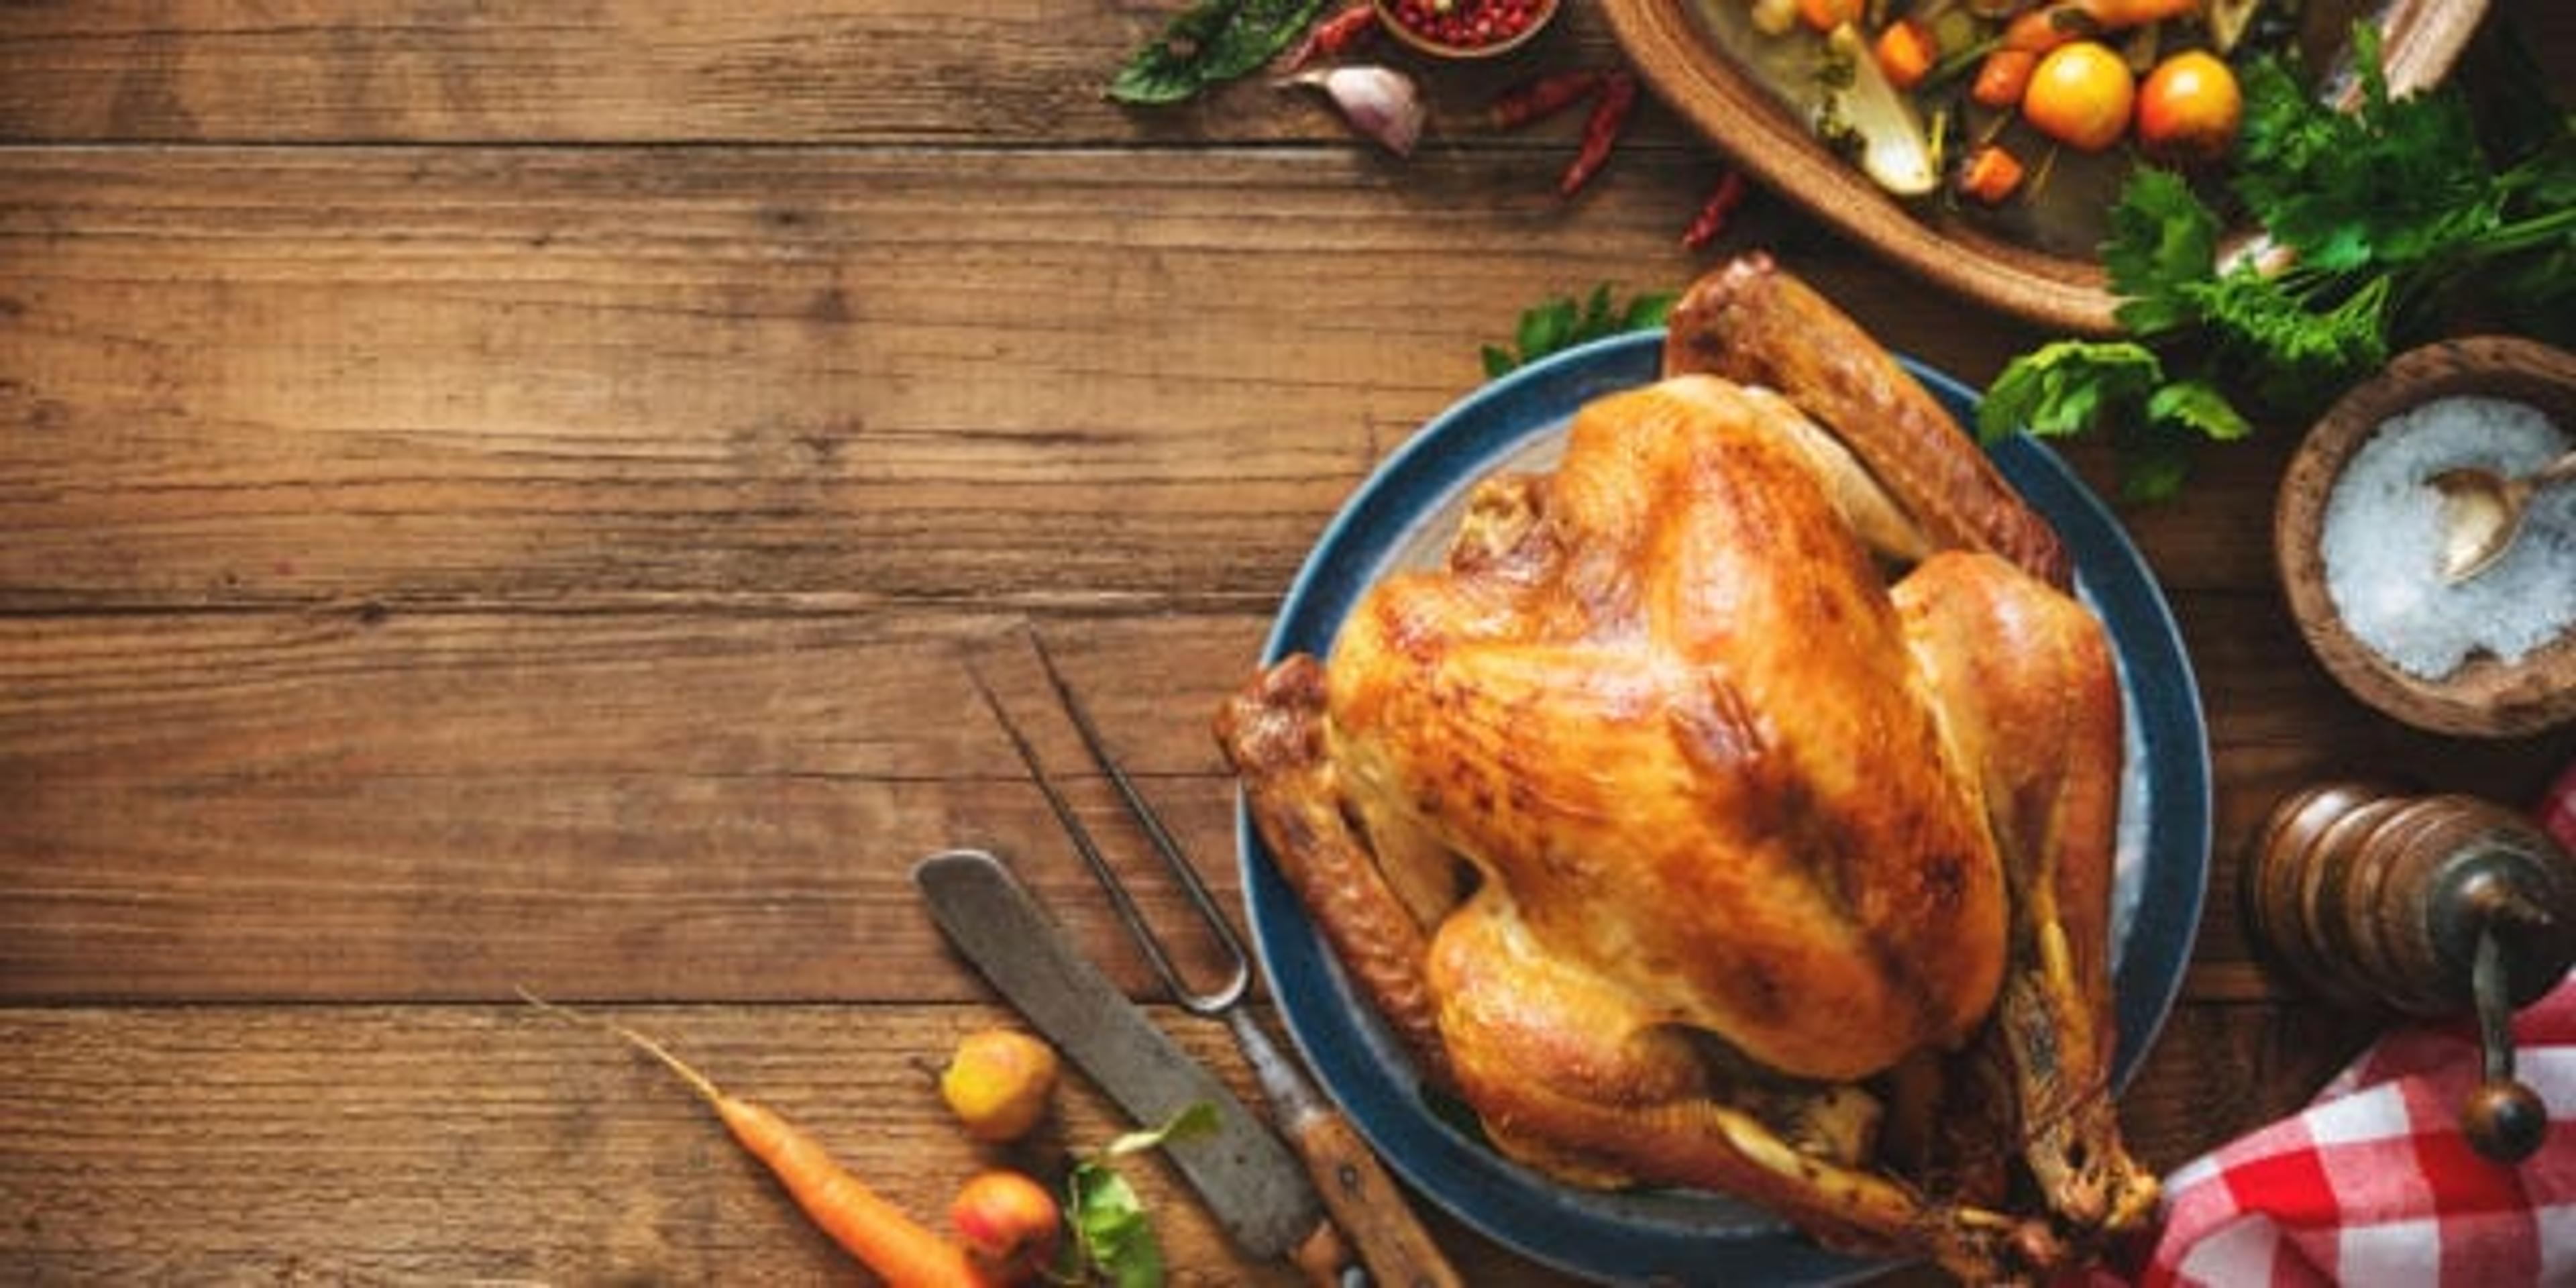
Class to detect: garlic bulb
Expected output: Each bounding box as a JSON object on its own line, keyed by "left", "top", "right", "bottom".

{"left": 1284, "top": 66, "right": 1426, "bottom": 158}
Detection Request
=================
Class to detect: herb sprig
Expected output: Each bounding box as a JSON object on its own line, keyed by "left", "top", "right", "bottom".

{"left": 1979, "top": 24, "right": 2575, "bottom": 500}
{"left": 1059, "top": 1103, "right": 1217, "bottom": 1287}
{"left": 1483, "top": 283, "right": 1678, "bottom": 378}
{"left": 1108, "top": 0, "right": 1330, "bottom": 105}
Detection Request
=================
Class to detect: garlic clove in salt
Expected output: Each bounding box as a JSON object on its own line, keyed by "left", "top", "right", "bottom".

{"left": 1283, "top": 66, "right": 1425, "bottom": 158}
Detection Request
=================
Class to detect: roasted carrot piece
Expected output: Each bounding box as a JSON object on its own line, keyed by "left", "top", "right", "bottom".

{"left": 1875, "top": 19, "right": 1938, "bottom": 91}
{"left": 1797, "top": 0, "right": 1862, "bottom": 32}
{"left": 2072, "top": 0, "right": 2198, "bottom": 29}
{"left": 525, "top": 992, "right": 1001, "bottom": 1288}
{"left": 2002, "top": 3, "right": 2088, "bottom": 52}
{"left": 1973, "top": 47, "right": 2037, "bottom": 108}
{"left": 1957, "top": 144, "right": 2026, "bottom": 204}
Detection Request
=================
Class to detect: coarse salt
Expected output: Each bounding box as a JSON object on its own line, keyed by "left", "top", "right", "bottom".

{"left": 2319, "top": 395, "right": 2575, "bottom": 680}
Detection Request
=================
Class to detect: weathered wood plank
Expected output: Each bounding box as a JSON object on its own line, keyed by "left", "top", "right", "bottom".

{"left": 6, "top": 598, "right": 2567, "bottom": 1003}
{"left": 0, "top": 1000, "right": 2334, "bottom": 1283}
{"left": 0, "top": 0, "right": 1649, "bottom": 145}
{"left": 5, "top": 0, "right": 2564, "bottom": 147}
{"left": 0, "top": 146, "right": 2057, "bottom": 613}
{"left": 0, "top": 1002, "right": 1322, "bottom": 1284}
{"left": 0, "top": 610, "right": 1271, "bottom": 1002}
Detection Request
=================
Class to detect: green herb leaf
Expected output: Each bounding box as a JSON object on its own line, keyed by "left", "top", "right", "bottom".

{"left": 1067, "top": 1163, "right": 1165, "bottom": 1288}
{"left": 1621, "top": 290, "right": 1678, "bottom": 330}
{"left": 2186, "top": 269, "right": 2390, "bottom": 413}
{"left": 1484, "top": 284, "right": 1677, "bottom": 374}
{"left": 1576, "top": 283, "right": 1615, "bottom": 337}
{"left": 2145, "top": 379, "right": 2253, "bottom": 442}
{"left": 1978, "top": 341, "right": 2163, "bottom": 443}
{"left": 1517, "top": 299, "right": 1577, "bottom": 364}
{"left": 1984, "top": 18, "right": 2576, "bottom": 501}
{"left": 1102, "top": 1102, "right": 1219, "bottom": 1160}
{"left": 2102, "top": 168, "right": 2220, "bottom": 336}
{"left": 1108, "top": 0, "right": 1330, "bottom": 105}
{"left": 1061, "top": 1104, "right": 1219, "bottom": 1288}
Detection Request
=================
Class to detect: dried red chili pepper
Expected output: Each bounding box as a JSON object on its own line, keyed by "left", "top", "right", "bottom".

{"left": 1557, "top": 70, "right": 1639, "bottom": 199}
{"left": 1486, "top": 69, "right": 1605, "bottom": 130}
{"left": 1286, "top": 2, "right": 1381, "bottom": 70}
{"left": 1680, "top": 169, "right": 1750, "bottom": 250}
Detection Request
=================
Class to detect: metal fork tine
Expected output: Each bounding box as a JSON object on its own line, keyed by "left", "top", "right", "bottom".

{"left": 1028, "top": 632, "right": 1254, "bottom": 970}
{"left": 967, "top": 639, "right": 1248, "bottom": 1015}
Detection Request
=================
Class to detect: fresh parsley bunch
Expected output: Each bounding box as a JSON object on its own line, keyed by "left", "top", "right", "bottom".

{"left": 1980, "top": 25, "right": 2575, "bottom": 500}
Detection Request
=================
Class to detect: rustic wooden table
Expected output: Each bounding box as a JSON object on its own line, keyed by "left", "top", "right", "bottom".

{"left": 3, "top": 2, "right": 2570, "bottom": 1283}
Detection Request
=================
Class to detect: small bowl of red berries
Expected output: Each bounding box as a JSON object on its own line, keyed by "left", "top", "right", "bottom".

{"left": 1375, "top": 0, "right": 1558, "bottom": 59}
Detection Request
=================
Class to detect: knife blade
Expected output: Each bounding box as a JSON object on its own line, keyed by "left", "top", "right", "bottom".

{"left": 913, "top": 847, "right": 1325, "bottom": 1263}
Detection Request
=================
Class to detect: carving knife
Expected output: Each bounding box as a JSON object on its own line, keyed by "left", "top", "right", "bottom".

{"left": 912, "top": 847, "right": 1331, "bottom": 1268}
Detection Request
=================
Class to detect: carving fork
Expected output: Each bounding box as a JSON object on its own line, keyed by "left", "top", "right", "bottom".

{"left": 969, "top": 632, "right": 1462, "bottom": 1288}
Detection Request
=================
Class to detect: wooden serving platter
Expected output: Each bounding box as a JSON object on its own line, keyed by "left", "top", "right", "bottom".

{"left": 1599, "top": 0, "right": 2490, "bottom": 334}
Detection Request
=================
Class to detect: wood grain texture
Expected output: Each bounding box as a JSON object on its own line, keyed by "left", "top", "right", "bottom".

{"left": 0, "top": 1003, "right": 1342, "bottom": 1285}
{"left": 0, "top": 1001, "right": 2349, "bottom": 1284}
{"left": 6, "top": 596, "right": 2564, "bottom": 1004}
{"left": 6, "top": 0, "right": 2574, "bottom": 1282}
{"left": 0, "top": 0, "right": 1642, "bottom": 145}
{"left": 0, "top": 146, "right": 1856, "bottom": 612}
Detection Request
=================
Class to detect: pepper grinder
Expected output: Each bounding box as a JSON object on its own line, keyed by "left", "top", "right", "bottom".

{"left": 2247, "top": 781, "right": 2575, "bottom": 1163}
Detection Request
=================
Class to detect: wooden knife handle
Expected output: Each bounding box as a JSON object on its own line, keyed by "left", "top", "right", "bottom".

{"left": 1283, "top": 1104, "right": 1462, "bottom": 1288}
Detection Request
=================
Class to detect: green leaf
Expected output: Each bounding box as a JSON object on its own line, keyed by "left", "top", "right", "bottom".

{"left": 1981, "top": 19, "right": 2575, "bottom": 500}
{"left": 2231, "top": 25, "right": 2499, "bottom": 276}
{"left": 1107, "top": 0, "right": 1240, "bottom": 105}
{"left": 1198, "top": 0, "right": 1330, "bottom": 81}
{"left": 2103, "top": 168, "right": 2221, "bottom": 336}
{"left": 1978, "top": 341, "right": 2163, "bottom": 443}
{"left": 2188, "top": 269, "right": 2388, "bottom": 415}
{"left": 1621, "top": 290, "right": 1679, "bottom": 330}
{"left": 2145, "top": 379, "right": 2253, "bottom": 442}
{"left": 1067, "top": 1163, "right": 1165, "bottom": 1288}
{"left": 1483, "top": 285, "right": 1675, "bottom": 375}
{"left": 1059, "top": 1102, "right": 1218, "bottom": 1287}
{"left": 1102, "top": 1102, "right": 1220, "bottom": 1159}
{"left": 1106, "top": 0, "right": 1330, "bottom": 105}
{"left": 1577, "top": 283, "right": 1614, "bottom": 337}
{"left": 1517, "top": 299, "right": 1576, "bottom": 363}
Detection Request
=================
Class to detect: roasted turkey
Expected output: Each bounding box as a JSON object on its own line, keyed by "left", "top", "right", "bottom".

{"left": 1218, "top": 256, "right": 2157, "bottom": 1282}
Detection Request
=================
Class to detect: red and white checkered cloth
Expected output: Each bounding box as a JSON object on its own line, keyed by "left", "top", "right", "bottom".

{"left": 2102, "top": 763, "right": 2576, "bottom": 1287}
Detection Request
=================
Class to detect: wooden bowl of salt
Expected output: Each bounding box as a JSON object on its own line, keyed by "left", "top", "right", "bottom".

{"left": 2276, "top": 337, "right": 2576, "bottom": 738}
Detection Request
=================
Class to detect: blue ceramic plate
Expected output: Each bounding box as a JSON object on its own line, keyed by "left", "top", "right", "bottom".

{"left": 1238, "top": 330, "right": 2210, "bottom": 1286}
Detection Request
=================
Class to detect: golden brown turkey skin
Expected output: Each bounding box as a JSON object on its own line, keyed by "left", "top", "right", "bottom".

{"left": 1219, "top": 257, "right": 2151, "bottom": 1283}
{"left": 1663, "top": 253, "right": 2070, "bottom": 587}
{"left": 1325, "top": 377, "right": 2008, "bottom": 1083}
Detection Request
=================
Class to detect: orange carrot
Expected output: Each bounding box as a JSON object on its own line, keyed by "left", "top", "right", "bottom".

{"left": 1874, "top": 19, "right": 1938, "bottom": 91}
{"left": 2001, "top": 4, "right": 2085, "bottom": 54}
{"left": 2072, "top": 0, "right": 2199, "bottom": 28}
{"left": 1957, "top": 144, "right": 2027, "bottom": 204}
{"left": 1796, "top": 0, "right": 1862, "bottom": 32}
{"left": 1973, "top": 47, "right": 2037, "bottom": 108}
{"left": 2000, "top": 0, "right": 2192, "bottom": 50}
{"left": 523, "top": 991, "right": 1000, "bottom": 1288}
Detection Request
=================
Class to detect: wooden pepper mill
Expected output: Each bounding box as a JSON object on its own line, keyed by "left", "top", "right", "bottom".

{"left": 2247, "top": 782, "right": 2575, "bottom": 1163}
